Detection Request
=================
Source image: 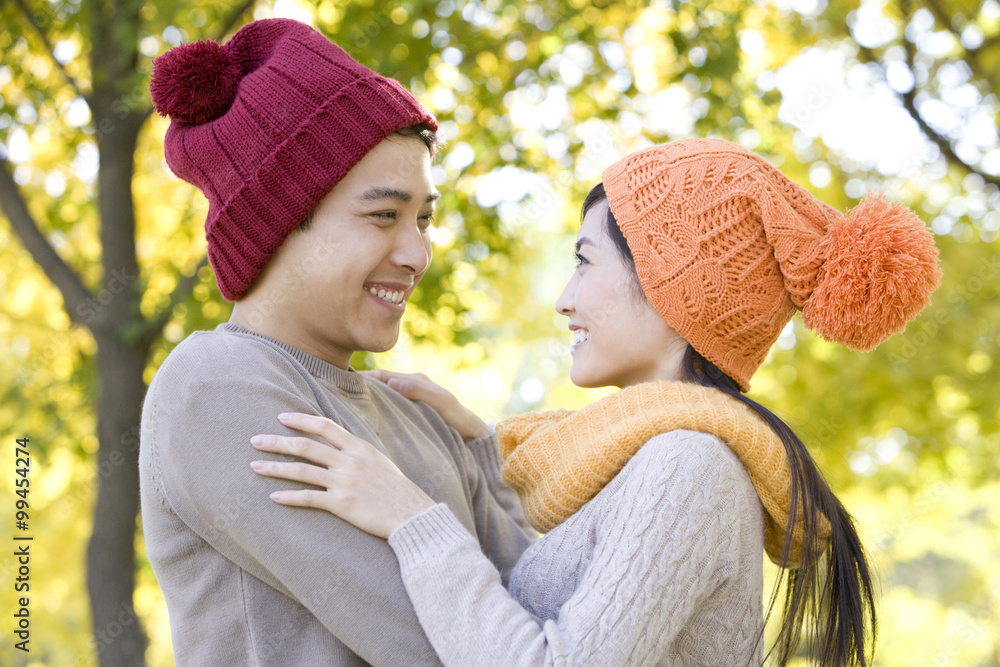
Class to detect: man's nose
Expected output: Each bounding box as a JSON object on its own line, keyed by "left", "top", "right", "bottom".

{"left": 394, "top": 222, "right": 431, "bottom": 275}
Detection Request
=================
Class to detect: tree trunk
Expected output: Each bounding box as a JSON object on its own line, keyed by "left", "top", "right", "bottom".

{"left": 86, "top": 336, "right": 149, "bottom": 666}
{"left": 5, "top": 4, "right": 257, "bottom": 664}
{"left": 86, "top": 100, "right": 149, "bottom": 666}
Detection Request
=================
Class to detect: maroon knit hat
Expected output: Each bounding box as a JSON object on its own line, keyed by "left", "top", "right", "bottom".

{"left": 150, "top": 18, "right": 438, "bottom": 301}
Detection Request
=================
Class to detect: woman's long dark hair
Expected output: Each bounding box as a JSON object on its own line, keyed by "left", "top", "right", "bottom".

{"left": 583, "top": 183, "right": 877, "bottom": 666}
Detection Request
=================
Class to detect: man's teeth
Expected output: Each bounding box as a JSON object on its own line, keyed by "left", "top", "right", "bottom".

{"left": 369, "top": 287, "right": 404, "bottom": 304}
{"left": 573, "top": 329, "right": 590, "bottom": 344}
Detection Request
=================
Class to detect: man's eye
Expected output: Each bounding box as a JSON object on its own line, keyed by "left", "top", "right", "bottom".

{"left": 371, "top": 211, "right": 396, "bottom": 220}
{"left": 418, "top": 212, "right": 435, "bottom": 228}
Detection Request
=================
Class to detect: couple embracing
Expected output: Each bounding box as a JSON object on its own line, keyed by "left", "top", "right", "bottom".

{"left": 139, "top": 18, "right": 940, "bottom": 667}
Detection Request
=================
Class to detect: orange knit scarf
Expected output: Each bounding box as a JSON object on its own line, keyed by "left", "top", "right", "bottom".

{"left": 496, "top": 382, "right": 831, "bottom": 565}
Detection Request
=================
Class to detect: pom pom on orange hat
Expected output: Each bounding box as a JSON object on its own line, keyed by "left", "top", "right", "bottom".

{"left": 602, "top": 138, "right": 942, "bottom": 391}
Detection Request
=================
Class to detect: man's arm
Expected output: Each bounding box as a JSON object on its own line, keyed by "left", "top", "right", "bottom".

{"left": 464, "top": 430, "right": 534, "bottom": 533}
{"left": 143, "top": 337, "right": 441, "bottom": 666}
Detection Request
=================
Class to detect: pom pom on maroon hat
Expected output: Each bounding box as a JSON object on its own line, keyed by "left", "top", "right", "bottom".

{"left": 150, "top": 40, "right": 242, "bottom": 125}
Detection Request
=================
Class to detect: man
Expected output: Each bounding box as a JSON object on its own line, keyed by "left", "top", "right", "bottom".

{"left": 140, "top": 18, "right": 534, "bottom": 665}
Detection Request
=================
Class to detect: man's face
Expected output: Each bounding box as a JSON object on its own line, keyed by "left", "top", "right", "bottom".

{"left": 243, "top": 134, "right": 438, "bottom": 367}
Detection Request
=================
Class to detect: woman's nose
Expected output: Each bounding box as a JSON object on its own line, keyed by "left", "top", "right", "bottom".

{"left": 555, "top": 275, "right": 576, "bottom": 315}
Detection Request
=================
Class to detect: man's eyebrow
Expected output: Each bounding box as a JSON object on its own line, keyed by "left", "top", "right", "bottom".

{"left": 360, "top": 187, "right": 441, "bottom": 204}
{"left": 575, "top": 237, "right": 595, "bottom": 253}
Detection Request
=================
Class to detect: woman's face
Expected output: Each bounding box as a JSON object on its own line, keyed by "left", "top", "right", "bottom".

{"left": 555, "top": 199, "right": 688, "bottom": 388}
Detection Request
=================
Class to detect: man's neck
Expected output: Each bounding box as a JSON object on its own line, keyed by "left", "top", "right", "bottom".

{"left": 228, "top": 303, "right": 353, "bottom": 369}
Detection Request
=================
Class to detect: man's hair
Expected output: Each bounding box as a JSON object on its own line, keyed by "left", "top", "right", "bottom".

{"left": 297, "top": 123, "right": 438, "bottom": 232}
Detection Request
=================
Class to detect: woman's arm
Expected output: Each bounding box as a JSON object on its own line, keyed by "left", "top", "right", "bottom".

{"left": 387, "top": 432, "right": 751, "bottom": 666}
{"left": 252, "top": 421, "right": 757, "bottom": 665}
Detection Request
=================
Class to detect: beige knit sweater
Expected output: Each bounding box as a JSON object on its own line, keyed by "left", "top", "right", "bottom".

{"left": 389, "top": 429, "right": 766, "bottom": 666}
{"left": 140, "top": 323, "right": 536, "bottom": 665}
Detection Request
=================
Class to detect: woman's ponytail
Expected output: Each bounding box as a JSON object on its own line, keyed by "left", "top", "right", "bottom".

{"left": 683, "top": 347, "right": 877, "bottom": 667}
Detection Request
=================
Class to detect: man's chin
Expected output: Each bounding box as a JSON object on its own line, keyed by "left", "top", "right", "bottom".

{"left": 362, "top": 329, "right": 401, "bottom": 354}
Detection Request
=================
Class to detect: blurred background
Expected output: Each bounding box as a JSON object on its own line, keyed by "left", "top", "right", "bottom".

{"left": 1, "top": 0, "right": 998, "bottom": 664}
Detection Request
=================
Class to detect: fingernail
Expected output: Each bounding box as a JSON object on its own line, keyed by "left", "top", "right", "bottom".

{"left": 251, "top": 436, "right": 263, "bottom": 447}
{"left": 278, "top": 413, "right": 292, "bottom": 421}
{"left": 250, "top": 460, "right": 263, "bottom": 471}
{"left": 270, "top": 491, "right": 285, "bottom": 501}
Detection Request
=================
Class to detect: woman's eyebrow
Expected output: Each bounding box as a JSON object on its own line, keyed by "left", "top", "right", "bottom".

{"left": 575, "top": 237, "right": 595, "bottom": 253}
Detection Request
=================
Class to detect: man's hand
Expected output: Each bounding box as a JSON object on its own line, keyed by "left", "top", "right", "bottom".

{"left": 361, "top": 369, "right": 492, "bottom": 441}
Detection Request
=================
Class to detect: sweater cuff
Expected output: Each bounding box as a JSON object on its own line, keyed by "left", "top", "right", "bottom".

{"left": 465, "top": 431, "right": 504, "bottom": 482}
{"left": 388, "top": 503, "right": 476, "bottom": 567}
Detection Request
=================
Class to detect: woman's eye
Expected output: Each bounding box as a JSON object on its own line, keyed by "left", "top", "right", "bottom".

{"left": 574, "top": 252, "right": 588, "bottom": 268}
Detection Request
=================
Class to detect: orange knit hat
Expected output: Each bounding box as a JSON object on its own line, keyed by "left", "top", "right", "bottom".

{"left": 602, "top": 138, "right": 942, "bottom": 391}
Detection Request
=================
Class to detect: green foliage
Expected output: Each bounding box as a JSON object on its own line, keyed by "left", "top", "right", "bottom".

{"left": 1, "top": 0, "right": 998, "bottom": 664}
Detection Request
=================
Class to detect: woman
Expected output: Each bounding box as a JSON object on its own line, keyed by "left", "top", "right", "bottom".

{"left": 249, "top": 139, "right": 941, "bottom": 665}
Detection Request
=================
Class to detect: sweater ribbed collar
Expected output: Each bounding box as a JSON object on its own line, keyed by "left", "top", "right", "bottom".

{"left": 218, "top": 323, "right": 367, "bottom": 395}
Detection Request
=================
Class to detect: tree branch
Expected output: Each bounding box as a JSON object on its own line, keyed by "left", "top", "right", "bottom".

{"left": 213, "top": 0, "right": 257, "bottom": 41}
{"left": 0, "top": 158, "right": 96, "bottom": 328}
{"left": 921, "top": 0, "right": 956, "bottom": 37}
{"left": 858, "top": 38, "right": 1000, "bottom": 189}
{"left": 12, "top": 0, "right": 88, "bottom": 100}
{"left": 901, "top": 1, "right": 1000, "bottom": 187}
{"left": 969, "top": 33, "right": 1000, "bottom": 53}
{"left": 137, "top": 255, "right": 210, "bottom": 347}
{"left": 918, "top": 0, "right": 999, "bottom": 64}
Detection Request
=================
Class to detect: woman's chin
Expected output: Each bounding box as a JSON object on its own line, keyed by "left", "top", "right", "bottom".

{"left": 569, "top": 366, "right": 612, "bottom": 389}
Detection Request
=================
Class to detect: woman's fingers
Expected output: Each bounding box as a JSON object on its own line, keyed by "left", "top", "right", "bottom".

{"left": 250, "top": 433, "right": 341, "bottom": 466}
{"left": 360, "top": 369, "right": 428, "bottom": 396}
{"left": 359, "top": 369, "right": 391, "bottom": 382}
{"left": 364, "top": 370, "right": 446, "bottom": 402}
{"left": 360, "top": 371, "right": 489, "bottom": 440}
{"left": 360, "top": 369, "right": 428, "bottom": 383}
{"left": 269, "top": 488, "right": 338, "bottom": 512}
{"left": 250, "top": 459, "right": 335, "bottom": 489}
{"left": 275, "top": 412, "right": 361, "bottom": 452}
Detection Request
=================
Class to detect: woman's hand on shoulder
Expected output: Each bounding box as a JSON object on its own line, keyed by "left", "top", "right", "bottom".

{"left": 361, "top": 369, "right": 492, "bottom": 441}
{"left": 250, "top": 412, "right": 436, "bottom": 539}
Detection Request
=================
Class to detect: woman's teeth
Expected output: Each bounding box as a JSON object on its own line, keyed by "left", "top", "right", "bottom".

{"left": 573, "top": 329, "right": 590, "bottom": 344}
{"left": 369, "top": 287, "right": 404, "bottom": 304}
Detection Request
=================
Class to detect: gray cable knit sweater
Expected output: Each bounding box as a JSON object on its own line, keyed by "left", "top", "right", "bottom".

{"left": 139, "top": 323, "right": 536, "bottom": 666}
{"left": 389, "top": 429, "right": 766, "bottom": 666}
